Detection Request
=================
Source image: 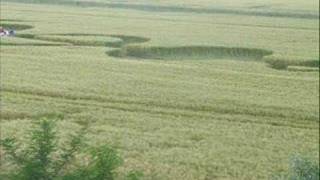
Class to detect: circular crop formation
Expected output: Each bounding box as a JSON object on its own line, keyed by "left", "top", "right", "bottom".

{"left": 1, "top": 21, "right": 318, "bottom": 71}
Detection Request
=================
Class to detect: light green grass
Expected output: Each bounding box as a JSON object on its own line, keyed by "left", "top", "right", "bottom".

{"left": 0, "top": 1, "right": 319, "bottom": 179}
{"left": 41, "top": 35, "right": 122, "bottom": 42}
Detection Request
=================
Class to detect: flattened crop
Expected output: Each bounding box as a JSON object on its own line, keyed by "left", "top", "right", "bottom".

{"left": 107, "top": 46, "right": 273, "bottom": 61}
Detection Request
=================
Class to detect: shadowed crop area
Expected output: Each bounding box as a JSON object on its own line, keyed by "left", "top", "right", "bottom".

{"left": 108, "top": 46, "right": 273, "bottom": 60}
{"left": 0, "top": 0, "right": 319, "bottom": 179}
{"left": 265, "top": 58, "right": 319, "bottom": 71}
{"left": 0, "top": 23, "right": 33, "bottom": 30}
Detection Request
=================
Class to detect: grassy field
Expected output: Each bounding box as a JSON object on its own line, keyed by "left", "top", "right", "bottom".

{"left": 0, "top": 0, "right": 319, "bottom": 179}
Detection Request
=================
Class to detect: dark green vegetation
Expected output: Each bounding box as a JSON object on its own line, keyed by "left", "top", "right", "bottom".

{"left": 108, "top": 46, "right": 273, "bottom": 60}
{"left": 265, "top": 58, "right": 319, "bottom": 71}
{"left": 0, "top": 19, "right": 27, "bottom": 22}
{"left": 273, "top": 156, "right": 319, "bottom": 180}
{"left": 0, "top": 23, "right": 33, "bottom": 31}
{"left": 0, "top": 118, "right": 143, "bottom": 180}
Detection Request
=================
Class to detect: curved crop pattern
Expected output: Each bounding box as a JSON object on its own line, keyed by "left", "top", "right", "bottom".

{"left": 14, "top": 33, "right": 150, "bottom": 48}
{"left": 107, "top": 46, "right": 273, "bottom": 60}
{"left": 1, "top": 22, "right": 318, "bottom": 71}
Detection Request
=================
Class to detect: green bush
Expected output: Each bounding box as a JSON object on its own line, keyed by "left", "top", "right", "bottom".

{"left": 125, "top": 171, "right": 144, "bottom": 180}
{"left": 0, "top": 118, "right": 143, "bottom": 180}
{"left": 288, "top": 156, "right": 319, "bottom": 180}
{"left": 273, "top": 155, "right": 319, "bottom": 180}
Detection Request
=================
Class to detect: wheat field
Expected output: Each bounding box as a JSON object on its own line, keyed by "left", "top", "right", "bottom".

{"left": 0, "top": 1, "right": 319, "bottom": 179}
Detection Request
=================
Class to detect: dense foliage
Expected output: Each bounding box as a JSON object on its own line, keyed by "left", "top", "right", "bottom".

{"left": 0, "top": 118, "right": 143, "bottom": 180}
